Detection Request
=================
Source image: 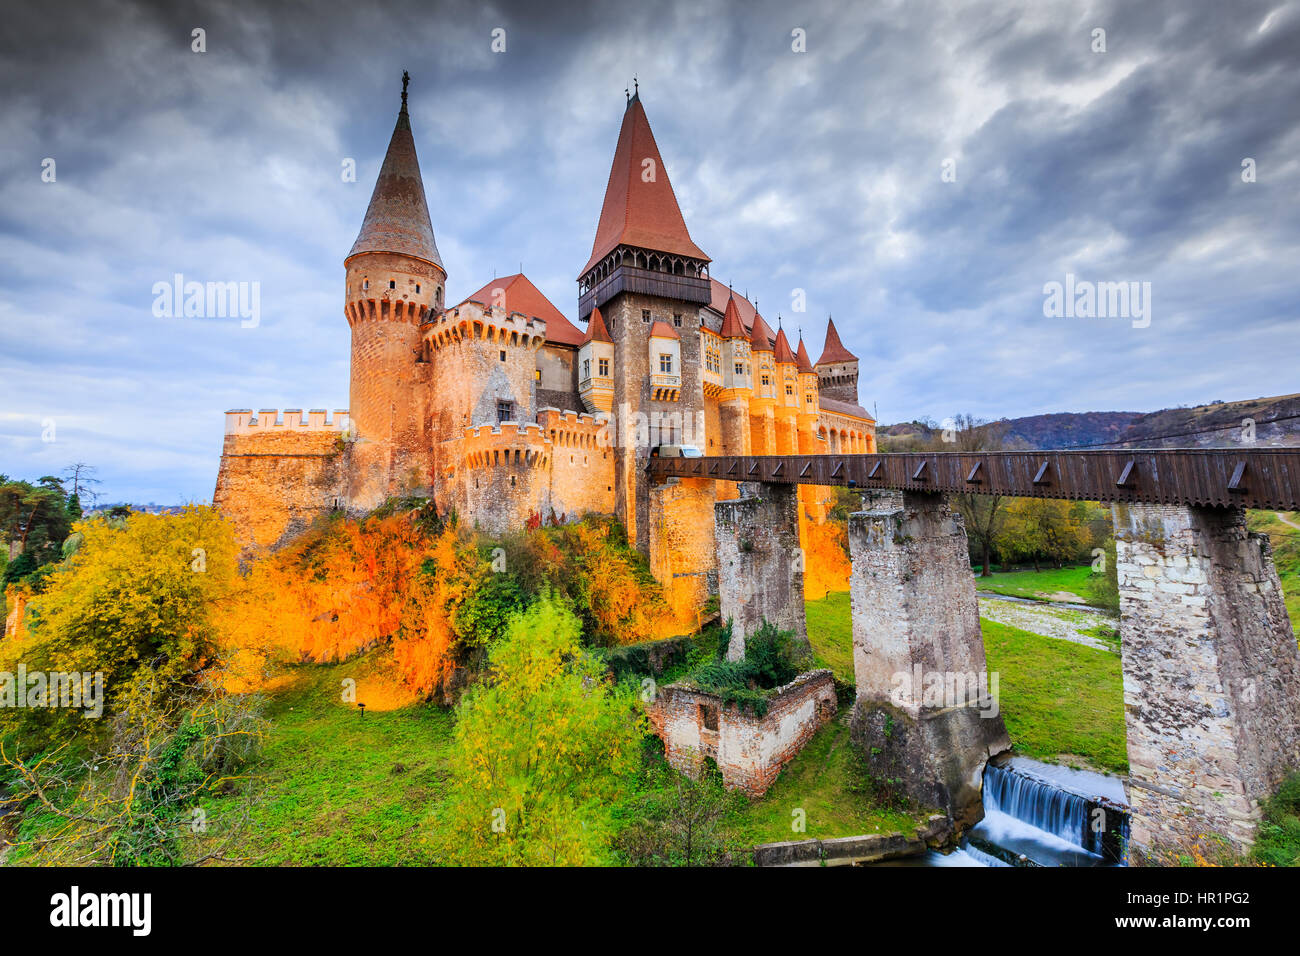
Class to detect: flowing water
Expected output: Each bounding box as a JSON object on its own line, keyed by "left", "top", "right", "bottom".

{"left": 879, "top": 756, "right": 1130, "bottom": 867}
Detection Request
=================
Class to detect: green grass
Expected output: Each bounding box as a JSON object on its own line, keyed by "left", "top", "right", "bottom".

{"left": 974, "top": 565, "right": 1105, "bottom": 606}
{"left": 804, "top": 591, "right": 854, "bottom": 683}
{"left": 209, "top": 654, "right": 455, "bottom": 866}
{"left": 981, "top": 618, "right": 1127, "bottom": 774}
{"left": 722, "top": 715, "right": 931, "bottom": 846}
{"left": 1248, "top": 511, "right": 1300, "bottom": 640}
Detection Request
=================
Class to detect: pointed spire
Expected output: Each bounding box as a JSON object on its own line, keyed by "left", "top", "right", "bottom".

{"left": 773, "top": 326, "right": 796, "bottom": 365}
{"left": 348, "top": 73, "right": 443, "bottom": 269}
{"left": 584, "top": 304, "right": 613, "bottom": 344}
{"left": 720, "top": 293, "right": 747, "bottom": 339}
{"left": 816, "top": 316, "right": 857, "bottom": 365}
{"left": 580, "top": 95, "right": 709, "bottom": 277}
{"left": 795, "top": 335, "right": 815, "bottom": 373}
{"left": 749, "top": 311, "right": 775, "bottom": 352}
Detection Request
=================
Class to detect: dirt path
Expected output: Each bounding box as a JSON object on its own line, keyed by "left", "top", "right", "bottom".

{"left": 978, "top": 594, "right": 1116, "bottom": 653}
{"left": 1276, "top": 512, "right": 1300, "bottom": 531}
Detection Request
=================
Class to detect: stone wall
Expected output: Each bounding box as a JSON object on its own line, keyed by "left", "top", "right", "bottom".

{"left": 213, "top": 410, "right": 350, "bottom": 552}
{"left": 847, "top": 490, "right": 1010, "bottom": 830}
{"left": 649, "top": 477, "right": 717, "bottom": 629}
{"left": 714, "top": 482, "right": 808, "bottom": 660}
{"left": 649, "top": 669, "right": 838, "bottom": 796}
{"left": 1114, "top": 502, "right": 1300, "bottom": 855}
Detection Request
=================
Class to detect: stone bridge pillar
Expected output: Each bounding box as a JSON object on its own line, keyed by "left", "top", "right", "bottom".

{"left": 1114, "top": 503, "right": 1300, "bottom": 858}
{"left": 848, "top": 490, "right": 1010, "bottom": 830}
{"left": 714, "top": 482, "right": 809, "bottom": 661}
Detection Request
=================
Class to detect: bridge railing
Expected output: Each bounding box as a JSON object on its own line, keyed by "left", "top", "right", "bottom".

{"left": 646, "top": 448, "right": 1300, "bottom": 511}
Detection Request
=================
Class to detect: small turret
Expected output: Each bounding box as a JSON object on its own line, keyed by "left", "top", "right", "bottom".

{"left": 815, "top": 316, "right": 859, "bottom": 404}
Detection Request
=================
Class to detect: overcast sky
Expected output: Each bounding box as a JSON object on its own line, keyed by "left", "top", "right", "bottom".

{"left": 2, "top": 0, "right": 1297, "bottom": 504}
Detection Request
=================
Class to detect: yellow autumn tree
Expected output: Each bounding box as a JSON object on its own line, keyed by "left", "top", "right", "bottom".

{"left": 430, "top": 595, "right": 644, "bottom": 865}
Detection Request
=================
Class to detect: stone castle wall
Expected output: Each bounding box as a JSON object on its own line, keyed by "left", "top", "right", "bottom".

{"left": 213, "top": 409, "right": 350, "bottom": 552}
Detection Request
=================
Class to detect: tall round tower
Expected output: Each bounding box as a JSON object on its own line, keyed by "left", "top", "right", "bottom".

{"left": 344, "top": 73, "right": 446, "bottom": 509}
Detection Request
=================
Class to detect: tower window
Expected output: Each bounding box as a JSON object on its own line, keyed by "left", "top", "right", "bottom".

{"left": 535, "top": 369, "right": 541, "bottom": 381}
{"left": 735, "top": 362, "right": 744, "bottom": 376}
{"left": 389, "top": 280, "right": 396, "bottom": 289}
{"left": 583, "top": 359, "right": 591, "bottom": 378}
{"left": 659, "top": 353, "right": 673, "bottom": 374}
{"left": 786, "top": 385, "right": 794, "bottom": 396}
{"left": 497, "top": 401, "right": 513, "bottom": 423}
{"left": 761, "top": 374, "right": 770, "bottom": 386}
{"left": 416, "top": 284, "right": 421, "bottom": 293}
{"left": 363, "top": 280, "right": 369, "bottom": 290}
{"left": 642, "top": 309, "right": 651, "bottom": 323}
{"left": 673, "top": 313, "right": 682, "bottom": 327}
{"left": 598, "top": 358, "right": 609, "bottom": 376}
{"left": 500, "top": 350, "right": 507, "bottom": 362}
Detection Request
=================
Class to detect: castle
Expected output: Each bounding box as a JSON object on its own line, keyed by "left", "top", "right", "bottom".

{"left": 213, "top": 76, "right": 875, "bottom": 560}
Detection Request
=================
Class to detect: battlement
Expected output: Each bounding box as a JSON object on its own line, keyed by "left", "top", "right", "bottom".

{"left": 225, "top": 408, "right": 351, "bottom": 434}
{"left": 424, "top": 300, "right": 547, "bottom": 352}
{"left": 461, "top": 421, "right": 551, "bottom": 471}
{"left": 536, "top": 407, "right": 603, "bottom": 449}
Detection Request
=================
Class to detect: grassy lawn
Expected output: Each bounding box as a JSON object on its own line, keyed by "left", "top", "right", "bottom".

{"left": 1248, "top": 510, "right": 1300, "bottom": 640}
{"left": 974, "top": 564, "right": 1104, "bottom": 606}
{"left": 805, "top": 591, "right": 854, "bottom": 683}
{"left": 209, "top": 653, "right": 455, "bottom": 866}
{"left": 982, "top": 618, "right": 1127, "bottom": 775}
{"left": 722, "top": 715, "right": 931, "bottom": 846}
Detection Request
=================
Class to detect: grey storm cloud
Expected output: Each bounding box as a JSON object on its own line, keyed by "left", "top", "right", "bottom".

{"left": 1, "top": 0, "right": 1296, "bottom": 502}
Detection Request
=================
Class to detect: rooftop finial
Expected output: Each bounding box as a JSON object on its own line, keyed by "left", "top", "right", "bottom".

{"left": 634, "top": 75, "right": 639, "bottom": 97}
{"left": 625, "top": 85, "right": 630, "bottom": 105}
{"left": 401, "top": 70, "right": 410, "bottom": 110}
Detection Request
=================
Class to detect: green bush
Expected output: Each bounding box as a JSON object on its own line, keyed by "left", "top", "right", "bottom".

{"left": 1251, "top": 772, "right": 1300, "bottom": 867}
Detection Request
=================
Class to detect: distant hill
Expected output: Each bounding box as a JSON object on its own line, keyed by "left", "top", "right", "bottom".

{"left": 879, "top": 393, "right": 1300, "bottom": 451}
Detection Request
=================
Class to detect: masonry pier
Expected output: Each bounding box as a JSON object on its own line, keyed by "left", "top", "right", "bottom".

{"left": 1114, "top": 502, "right": 1300, "bottom": 858}
{"left": 847, "top": 490, "right": 1010, "bottom": 830}
{"left": 714, "top": 482, "right": 810, "bottom": 661}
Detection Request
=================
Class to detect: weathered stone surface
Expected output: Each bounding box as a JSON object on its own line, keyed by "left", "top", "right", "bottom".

{"left": 649, "top": 669, "right": 837, "bottom": 796}
{"left": 752, "top": 814, "right": 951, "bottom": 866}
{"left": 714, "top": 482, "right": 809, "bottom": 660}
{"left": 847, "top": 491, "right": 1010, "bottom": 831}
{"left": 1114, "top": 502, "right": 1300, "bottom": 856}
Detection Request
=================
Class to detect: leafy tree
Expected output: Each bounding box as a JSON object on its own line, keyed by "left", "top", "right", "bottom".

{"left": 0, "top": 478, "right": 72, "bottom": 566}
{"left": 947, "top": 414, "right": 1007, "bottom": 576}
{"left": 4, "top": 505, "right": 240, "bottom": 735}
{"left": 431, "top": 596, "right": 644, "bottom": 865}
{"left": 615, "top": 760, "right": 735, "bottom": 866}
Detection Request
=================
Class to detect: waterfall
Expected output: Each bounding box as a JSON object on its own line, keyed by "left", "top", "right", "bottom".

{"left": 984, "top": 762, "right": 1090, "bottom": 848}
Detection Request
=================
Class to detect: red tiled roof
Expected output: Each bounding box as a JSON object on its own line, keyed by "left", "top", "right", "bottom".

{"left": 580, "top": 96, "right": 709, "bottom": 276}
{"left": 348, "top": 93, "right": 443, "bottom": 268}
{"left": 795, "top": 337, "right": 815, "bottom": 374}
{"left": 820, "top": 396, "right": 874, "bottom": 422}
{"left": 457, "top": 273, "right": 583, "bottom": 346}
{"left": 583, "top": 305, "right": 613, "bottom": 344}
{"left": 749, "top": 311, "right": 775, "bottom": 351}
{"left": 648, "top": 319, "right": 680, "bottom": 340}
{"left": 773, "top": 327, "right": 796, "bottom": 365}
{"left": 816, "top": 316, "right": 857, "bottom": 365}
{"left": 719, "top": 294, "right": 747, "bottom": 339}
{"left": 707, "top": 278, "right": 757, "bottom": 329}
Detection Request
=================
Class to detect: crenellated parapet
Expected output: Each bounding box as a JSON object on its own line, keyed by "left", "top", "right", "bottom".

{"left": 423, "top": 300, "right": 548, "bottom": 353}
{"left": 537, "top": 407, "right": 603, "bottom": 450}
{"left": 461, "top": 421, "right": 552, "bottom": 471}
{"left": 224, "top": 408, "right": 351, "bottom": 434}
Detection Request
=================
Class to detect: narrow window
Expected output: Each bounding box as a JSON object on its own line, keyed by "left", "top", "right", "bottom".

{"left": 497, "top": 401, "right": 513, "bottom": 423}
{"left": 583, "top": 359, "right": 591, "bottom": 378}
{"left": 415, "top": 283, "right": 421, "bottom": 293}
{"left": 389, "top": 280, "right": 396, "bottom": 289}
{"left": 659, "top": 353, "right": 673, "bottom": 374}
{"left": 500, "top": 350, "right": 507, "bottom": 362}
{"left": 363, "top": 279, "right": 369, "bottom": 290}
{"left": 673, "top": 313, "right": 682, "bottom": 327}
{"left": 642, "top": 309, "right": 651, "bottom": 323}
{"left": 598, "top": 358, "right": 609, "bottom": 376}
{"left": 734, "top": 362, "right": 743, "bottom": 376}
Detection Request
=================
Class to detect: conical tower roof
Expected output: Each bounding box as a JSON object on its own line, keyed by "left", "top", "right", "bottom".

{"left": 584, "top": 305, "right": 613, "bottom": 344}
{"left": 580, "top": 93, "right": 709, "bottom": 276}
{"left": 749, "top": 311, "right": 775, "bottom": 351}
{"left": 795, "top": 336, "right": 815, "bottom": 373}
{"left": 773, "top": 326, "right": 796, "bottom": 365}
{"left": 720, "top": 294, "right": 747, "bottom": 339}
{"left": 348, "top": 75, "right": 443, "bottom": 269}
{"left": 816, "top": 317, "right": 857, "bottom": 365}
